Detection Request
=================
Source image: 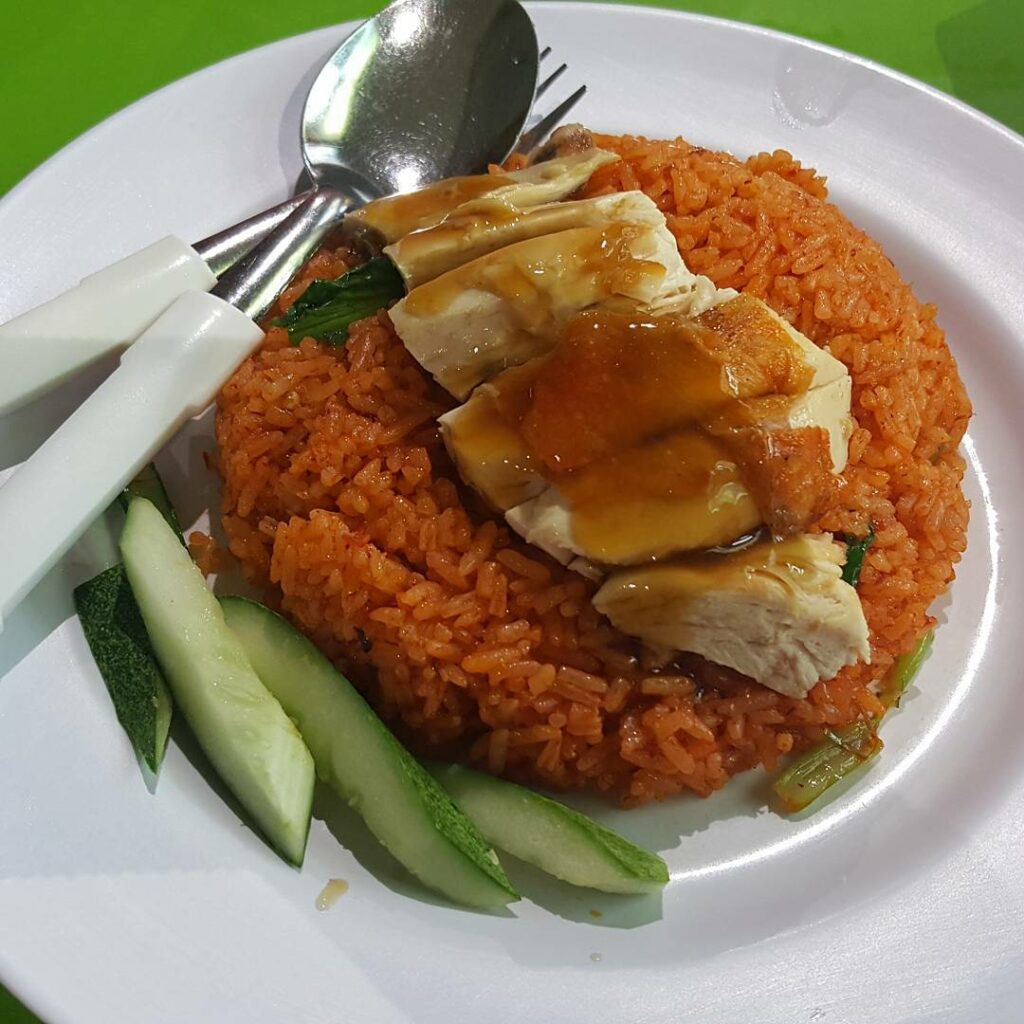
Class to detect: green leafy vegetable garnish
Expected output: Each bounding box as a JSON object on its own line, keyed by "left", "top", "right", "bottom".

{"left": 772, "top": 629, "right": 934, "bottom": 813}
{"left": 840, "top": 523, "right": 875, "bottom": 587}
{"left": 273, "top": 257, "right": 406, "bottom": 345}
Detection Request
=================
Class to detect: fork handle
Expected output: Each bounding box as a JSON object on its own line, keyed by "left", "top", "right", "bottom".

{"left": 0, "top": 291, "right": 263, "bottom": 631}
{"left": 0, "top": 236, "right": 215, "bottom": 417}
{"left": 0, "top": 191, "right": 316, "bottom": 418}
{"left": 192, "top": 192, "right": 311, "bottom": 276}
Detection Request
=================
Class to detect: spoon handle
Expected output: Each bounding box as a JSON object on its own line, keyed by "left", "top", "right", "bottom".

{"left": 213, "top": 187, "right": 357, "bottom": 323}
{"left": 0, "top": 291, "right": 264, "bottom": 631}
{"left": 192, "top": 192, "right": 311, "bottom": 277}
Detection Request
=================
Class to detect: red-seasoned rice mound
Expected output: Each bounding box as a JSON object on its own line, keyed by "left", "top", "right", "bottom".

{"left": 216, "top": 135, "right": 971, "bottom": 805}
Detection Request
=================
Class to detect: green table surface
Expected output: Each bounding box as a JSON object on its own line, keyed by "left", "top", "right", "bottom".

{"left": 1, "top": 0, "right": 1021, "bottom": 1020}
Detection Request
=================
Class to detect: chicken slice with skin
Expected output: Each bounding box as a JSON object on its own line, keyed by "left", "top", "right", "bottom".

{"left": 387, "top": 191, "right": 669, "bottom": 292}
{"left": 440, "top": 297, "right": 853, "bottom": 565}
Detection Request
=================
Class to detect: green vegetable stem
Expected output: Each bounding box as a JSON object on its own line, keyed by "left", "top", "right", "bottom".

{"left": 771, "top": 629, "right": 934, "bottom": 813}
{"left": 772, "top": 719, "right": 881, "bottom": 813}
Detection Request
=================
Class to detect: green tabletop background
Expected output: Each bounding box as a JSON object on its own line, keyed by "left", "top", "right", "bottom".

{"left": 1, "top": 0, "right": 1021, "bottom": 1020}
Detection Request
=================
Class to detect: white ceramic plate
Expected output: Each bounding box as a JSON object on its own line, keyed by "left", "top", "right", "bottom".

{"left": 2, "top": 5, "right": 1023, "bottom": 1022}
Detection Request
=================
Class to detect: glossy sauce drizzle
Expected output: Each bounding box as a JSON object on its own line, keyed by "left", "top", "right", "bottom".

{"left": 354, "top": 174, "right": 516, "bottom": 243}
{"left": 391, "top": 196, "right": 642, "bottom": 292}
{"left": 403, "top": 223, "right": 668, "bottom": 322}
{"left": 450, "top": 296, "right": 832, "bottom": 561}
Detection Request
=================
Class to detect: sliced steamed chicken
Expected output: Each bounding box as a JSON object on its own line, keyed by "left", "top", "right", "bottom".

{"left": 592, "top": 535, "right": 871, "bottom": 699}
{"left": 389, "top": 191, "right": 668, "bottom": 292}
{"left": 347, "top": 148, "right": 619, "bottom": 244}
{"left": 389, "top": 197, "right": 733, "bottom": 400}
{"left": 442, "top": 295, "right": 853, "bottom": 564}
{"left": 436, "top": 295, "right": 866, "bottom": 696}
{"left": 443, "top": 370, "right": 764, "bottom": 564}
{"left": 378, "top": 145, "right": 868, "bottom": 697}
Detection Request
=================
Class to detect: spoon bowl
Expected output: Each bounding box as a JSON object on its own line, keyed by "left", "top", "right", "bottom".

{"left": 302, "top": 0, "right": 539, "bottom": 200}
{"left": 214, "top": 0, "right": 539, "bottom": 322}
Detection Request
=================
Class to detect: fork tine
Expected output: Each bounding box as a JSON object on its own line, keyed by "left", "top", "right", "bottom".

{"left": 539, "top": 45, "right": 552, "bottom": 61}
{"left": 536, "top": 62, "right": 568, "bottom": 98}
{"left": 516, "top": 84, "right": 588, "bottom": 154}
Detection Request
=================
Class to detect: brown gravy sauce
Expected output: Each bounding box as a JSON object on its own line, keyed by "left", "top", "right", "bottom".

{"left": 355, "top": 174, "right": 516, "bottom": 242}
{"left": 457, "top": 296, "right": 828, "bottom": 558}
{"left": 391, "top": 197, "right": 529, "bottom": 269}
{"left": 402, "top": 223, "right": 666, "bottom": 323}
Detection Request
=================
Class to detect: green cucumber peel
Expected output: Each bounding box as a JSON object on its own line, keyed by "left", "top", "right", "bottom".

{"left": 118, "top": 462, "right": 182, "bottom": 540}
{"left": 76, "top": 463, "right": 182, "bottom": 777}
{"left": 428, "top": 761, "right": 669, "bottom": 894}
{"left": 74, "top": 564, "right": 173, "bottom": 774}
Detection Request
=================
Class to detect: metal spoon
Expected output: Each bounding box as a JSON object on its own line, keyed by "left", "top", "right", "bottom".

{"left": 214, "top": 0, "right": 542, "bottom": 323}
{"left": 199, "top": 0, "right": 540, "bottom": 274}
{"left": 0, "top": 0, "right": 538, "bottom": 415}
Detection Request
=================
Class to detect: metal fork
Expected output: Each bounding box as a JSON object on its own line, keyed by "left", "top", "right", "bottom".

{"left": 513, "top": 45, "right": 588, "bottom": 155}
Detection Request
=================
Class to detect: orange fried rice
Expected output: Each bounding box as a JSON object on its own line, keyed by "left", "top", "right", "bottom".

{"left": 215, "top": 134, "right": 971, "bottom": 806}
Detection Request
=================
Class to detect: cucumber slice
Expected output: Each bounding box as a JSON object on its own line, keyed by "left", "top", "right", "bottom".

{"left": 121, "top": 497, "right": 314, "bottom": 865}
{"left": 76, "top": 463, "right": 181, "bottom": 778}
{"left": 74, "top": 564, "right": 173, "bottom": 774}
{"left": 118, "top": 462, "right": 183, "bottom": 538}
{"left": 220, "top": 596, "right": 519, "bottom": 909}
{"left": 429, "top": 762, "right": 669, "bottom": 894}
